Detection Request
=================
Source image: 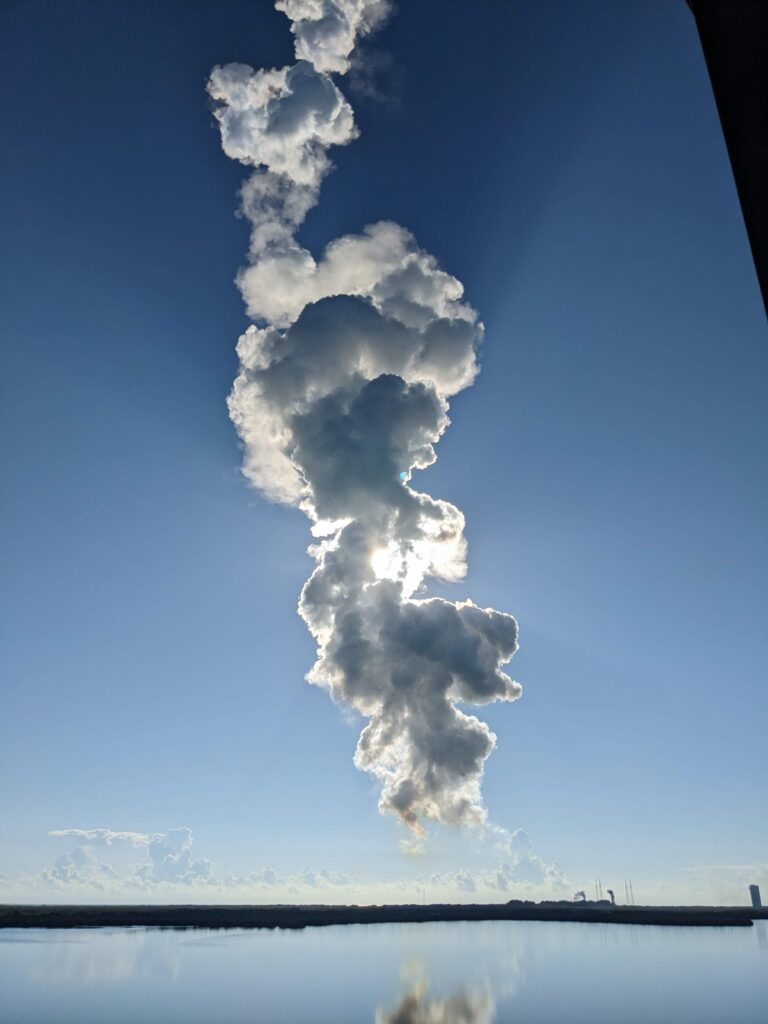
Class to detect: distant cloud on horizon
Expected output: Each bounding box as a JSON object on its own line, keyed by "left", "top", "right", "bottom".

{"left": 3, "top": 825, "right": 759, "bottom": 907}
{"left": 1, "top": 825, "right": 571, "bottom": 904}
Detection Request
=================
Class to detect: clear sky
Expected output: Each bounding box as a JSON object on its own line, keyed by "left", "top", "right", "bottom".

{"left": 1, "top": 0, "right": 766, "bottom": 906}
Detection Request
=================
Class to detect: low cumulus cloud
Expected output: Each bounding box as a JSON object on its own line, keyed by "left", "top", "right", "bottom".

{"left": 39, "top": 847, "right": 118, "bottom": 890}
{"left": 32, "top": 827, "right": 355, "bottom": 897}
{"left": 427, "top": 835, "right": 567, "bottom": 899}
{"left": 209, "top": 0, "right": 521, "bottom": 848}
{"left": 41, "top": 827, "right": 212, "bottom": 889}
{"left": 138, "top": 828, "right": 212, "bottom": 884}
{"left": 485, "top": 828, "right": 566, "bottom": 889}
{"left": 16, "top": 826, "right": 568, "bottom": 903}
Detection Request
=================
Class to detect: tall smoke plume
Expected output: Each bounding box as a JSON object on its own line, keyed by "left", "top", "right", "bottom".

{"left": 208, "top": 0, "right": 521, "bottom": 844}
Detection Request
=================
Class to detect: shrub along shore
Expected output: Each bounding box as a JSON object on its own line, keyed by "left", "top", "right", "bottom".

{"left": 1, "top": 901, "right": 765, "bottom": 930}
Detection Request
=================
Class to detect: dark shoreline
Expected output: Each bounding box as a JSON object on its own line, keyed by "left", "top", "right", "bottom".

{"left": 2, "top": 902, "right": 765, "bottom": 930}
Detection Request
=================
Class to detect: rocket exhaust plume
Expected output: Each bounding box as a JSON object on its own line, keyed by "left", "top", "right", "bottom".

{"left": 209, "top": 0, "right": 521, "bottom": 844}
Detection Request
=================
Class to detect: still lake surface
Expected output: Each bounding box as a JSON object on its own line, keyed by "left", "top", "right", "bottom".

{"left": 1, "top": 919, "right": 766, "bottom": 1023}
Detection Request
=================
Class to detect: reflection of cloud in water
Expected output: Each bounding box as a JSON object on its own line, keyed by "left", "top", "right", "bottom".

{"left": 377, "top": 981, "right": 494, "bottom": 1024}
{"left": 378, "top": 924, "right": 527, "bottom": 1023}
{"left": 24, "top": 928, "right": 179, "bottom": 986}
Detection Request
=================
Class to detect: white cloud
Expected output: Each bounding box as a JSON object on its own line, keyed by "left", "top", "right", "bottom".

{"left": 48, "top": 828, "right": 150, "bottom": 847}
{"left": 425, "top": 832, "right": 568, "bottom": 900}
{"left": 276, "top": 0, "right": 392, "bottom": 75}
{"left": 208, "top": 61, "right": 356, "bottom": 187}
{"left": 39, "top": 847, "right": 118, "bottom": 890}
{"left": 137, "top": 827, "right": 212, "bottom": 885}
{"left": 236, "top": 218, "right": 479, "bottom": 331}
{"left": 40, "top": 827, "right": 212, "bottom": 890}
{"left": 8, "top": 826, "right": 572, "bottom": 904}
{"left": 226, "top": 267, "right": 517, "bottom": 838}
{"left": 483, "top": 827, "right": 566, "bottom": 888}
{"left": 208, "top": 2, "right": 521, "bottom": 844}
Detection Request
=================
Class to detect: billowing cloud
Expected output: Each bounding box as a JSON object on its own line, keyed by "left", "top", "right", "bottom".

{"left": 43, "top": 827, "right": 211, "bottom": 887}
{"left": 425, "top": 832, "right": 568, "bottom": 897}
{"left": 209, "top": 1, "right": 521, "bottom": 844}
{"left": 486, "top": 828, "right": 566, "bottom": 888}
{"left": 208, "top": 60, "right": 356, "bottom": 186}
{"left": 276, "top": 0, "right": 392, "bottom": 75}
{"left": 40, "top": 847, "right": 118, "bottom": 890}
{"left": 137, "top": 827, "right": 212, "bottom": 884}
{"left": 236, "top": 219, "right": 480, "bottom": 336}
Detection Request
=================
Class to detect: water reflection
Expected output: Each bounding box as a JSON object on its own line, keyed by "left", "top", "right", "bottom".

{"left": 22, "top": 928, "right": 179, "bottom": 986}
{"left": 377, "top": 982, "right": 494, "bottom": 1024}
{"left": 1, "top": 920, "right": 766, "bottom": 1024}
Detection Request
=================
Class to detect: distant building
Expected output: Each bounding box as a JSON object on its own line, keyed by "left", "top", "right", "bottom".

{"left": 749, "top": 884, "right": 762, "bottom": 909}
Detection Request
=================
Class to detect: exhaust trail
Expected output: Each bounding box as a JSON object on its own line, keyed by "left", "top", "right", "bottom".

{"left": 208, "top": 0, "right": 521, "bottom": 845}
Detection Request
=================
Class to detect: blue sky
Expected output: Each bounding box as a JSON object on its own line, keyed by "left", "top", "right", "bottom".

{"left": 1, "top": 0, "right": 765, "bottom": 905}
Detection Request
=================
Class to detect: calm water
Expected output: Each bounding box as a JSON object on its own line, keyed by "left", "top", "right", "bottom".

{"left": 1, "top": 919, "right": 766, "bottom": 1023}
